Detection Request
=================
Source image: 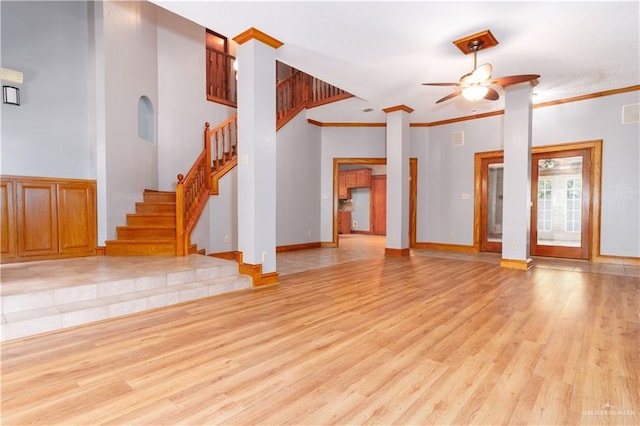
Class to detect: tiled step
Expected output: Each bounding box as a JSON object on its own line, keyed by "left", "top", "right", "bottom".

{"left": 126, "top": 213, "right": 175, "bottom": 226}
{"left": 104, "top": 240, "right": 176, "bottom": 256}
{"left": 1, "top": 255, "right": 251, "bottom": 342}
{"left": 116, "top": 225, "right": 176, "bottom": 240}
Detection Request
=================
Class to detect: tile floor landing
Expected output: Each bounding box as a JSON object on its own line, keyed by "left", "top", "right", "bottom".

{"left": 0, "top": 255, "right": 251, "bottom": 342}
{"left": 2, "top": 235, "right": 637, "bottom": 342}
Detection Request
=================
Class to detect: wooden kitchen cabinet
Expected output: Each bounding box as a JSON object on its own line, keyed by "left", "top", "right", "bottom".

{"left": 354, "top": 168, "right": 372, "bottom": 187}
{"left": 338, "top": 171, "right": 350, "bottom": 199}
{"left": 339, "top": 168, "right": 372, "bottom": 199}
{"left": 339, "top": 210, "right": 352, "bottom": 234}
{"left": 345, "top": 170, "right": 356, "bottom": 188}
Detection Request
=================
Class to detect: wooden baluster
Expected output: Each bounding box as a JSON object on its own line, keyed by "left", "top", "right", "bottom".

{"left": 220, "top": 127, "right": 226, "bottom": 166}
{"left": 226, "top": 122, "right": 233, "bottom": 162}
{"left": 214, "top": 131, "right": 221, "bottom": 172}
{"left": 232, "top": 116, "right": 238, "bottom": 157}
{"left": 176, "top": 173, "right": 186, "bottom": 256}
{"left": 204, "top": 122, "right": 212, "bottom": 191}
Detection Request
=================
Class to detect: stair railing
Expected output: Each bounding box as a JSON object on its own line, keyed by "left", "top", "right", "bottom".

{"left": 276, "top": 68, "right": 353, "bottom": 129}
{"left": 207, "top": 115, "right": 238, "bottom": 174}
{"left": 175, "top": 126, "right": 213, "bottom": 256}
{"left": 307, "top": 76, "right": 352, "bottom": 108}
{"left": 176, "top": 70, "right": 348, "bottom": 255}
{"left": 276, "top": 70, "right": 309, "bottom": 128}
{"left": 176, "top": 116, "right": 238, "bottom": 256}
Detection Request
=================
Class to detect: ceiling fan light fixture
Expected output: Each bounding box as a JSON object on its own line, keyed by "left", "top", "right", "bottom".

{"left": 462, "top": 85, "right": 489, "bottom": 101}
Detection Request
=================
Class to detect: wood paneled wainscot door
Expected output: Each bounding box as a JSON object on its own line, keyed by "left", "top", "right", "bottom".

{"left": 1, "top": 176, "right": 97, "bottom": 263}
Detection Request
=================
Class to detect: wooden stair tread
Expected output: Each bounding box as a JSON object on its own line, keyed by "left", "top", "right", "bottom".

{"left": 116, "top": 225, "right": 176, "bottom": 230}
{"left": 126, "top": 213, "right": 175, "bottom": 217}
{"left": 144, "top": 189, "right": 175, "bottom": 193}
{"left": 106, "top": 239, "right": 176, "bottom": 243}
{"left": 107, "top": 189, "right": 179, "bottom": 257}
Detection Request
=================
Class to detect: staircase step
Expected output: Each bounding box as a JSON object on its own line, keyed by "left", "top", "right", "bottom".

{"left": 105, "top": 240, "right": 176, "bottom": 256}
{"left": 116, "top": 226, "right": 176, "bottom": 240}
{"left": 135, "top": 202, "right": 176, "bottom": 214}
{"left": 126, "top": 213, "right": 175, "bottom": 226}
{"left": 143, "top": 190, "right": 176, "bottom": 204}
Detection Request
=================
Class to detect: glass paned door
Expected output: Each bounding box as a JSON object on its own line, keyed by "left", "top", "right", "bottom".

{"left": 531, "top": 150, "right": 590, "bottom": 259}
{"left": 480, "top": 156, "right": 504, "bottom": 252}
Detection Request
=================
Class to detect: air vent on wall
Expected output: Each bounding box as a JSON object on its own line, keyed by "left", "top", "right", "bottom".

{"left": 622, "top": 103, "right": 640, "bottom": 124}
{"left": 453, "top": 130, "right": 464, "bottom": 146}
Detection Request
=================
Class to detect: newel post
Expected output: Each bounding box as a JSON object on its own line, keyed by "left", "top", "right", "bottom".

{"left": 175, "top": 173, "right": 186, "bottom": 256}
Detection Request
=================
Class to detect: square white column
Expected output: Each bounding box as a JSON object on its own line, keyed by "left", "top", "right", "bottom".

{"left": 501, "top": 82, "right": 534, "bottom": 269}
{"left": 234, "top": 29, "right": 281, "bottom": 274}
{"left": 383, "top": 105, "right": 413, "bottom": 255}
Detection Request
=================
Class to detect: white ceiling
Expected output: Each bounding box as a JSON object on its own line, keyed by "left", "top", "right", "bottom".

{"left": 152, "top": 1, "right": 640, "bottom": 123}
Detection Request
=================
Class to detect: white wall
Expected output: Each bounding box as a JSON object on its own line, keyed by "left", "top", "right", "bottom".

{"left": 101, "top": 1, "right": 159, "bottom": 240}
{"left": 410, "top": 90, "right": 639, "bottom": 257}
{"left": 155, "top": 6, "right": 236, "bottom": 254}
{"left": 276, "top": 113, "right": 322, "bottom": 246}
{"left": 532, "top": 91, "right": 640, "bottom": 257}
{"left": 207, "top": 168, "right": 238, "bottom": 253}
{"left": 156, "top": 8, "right": 235, "bottom": 192}
{"left": 320, "top": 126, "right": 386, "bottom": 241}
{"left": 1, "top": 1, "right": 91, "bottom": 179}
{"left": 411, "top": 116, "right": 504, "bottom": 245}
{"left": 350, "top": 188, "right": 370, "bottom": 231}
{"left": 206, "top": 113, "right": 322, "bottom": 254}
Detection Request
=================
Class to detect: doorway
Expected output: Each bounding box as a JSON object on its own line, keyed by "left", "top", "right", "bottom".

{"left": 476, "top": 141, "right": 602, "bottom": 260}
{"left": 531, "top": 149, "right": 591, "bottom": 259}
{"left": 332, "top": 158, "right": 418, "bottom": 247}
{"left": 479, "top": 155, "right": 504, "bottom": 253}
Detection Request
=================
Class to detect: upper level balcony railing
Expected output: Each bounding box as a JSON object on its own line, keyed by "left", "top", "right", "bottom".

{"left": 206, "top": 47, "right": 237, "bottom": 107}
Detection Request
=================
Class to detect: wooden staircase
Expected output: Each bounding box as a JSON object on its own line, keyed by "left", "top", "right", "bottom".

{"left": 105, "top": 190, "right": 178, "bottom": 256}
{"left": 105, "top": 70, "right": 350, "bottom": 257}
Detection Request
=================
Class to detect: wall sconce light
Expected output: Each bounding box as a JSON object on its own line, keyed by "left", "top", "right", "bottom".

{"left": 3, "top": 86, "right": 20, "bottom": 106}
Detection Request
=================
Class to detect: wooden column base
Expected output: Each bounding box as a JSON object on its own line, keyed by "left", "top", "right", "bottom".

{"left": 238, "top": 252, "right": 279, "bottom": 287}
{"left": 385, "top": 247, "right": 411, "bottom": 257}
{"left": 500, "top": 258, "right": 533, "bottom": 270}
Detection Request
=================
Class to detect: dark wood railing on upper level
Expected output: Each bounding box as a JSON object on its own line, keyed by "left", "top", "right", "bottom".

{"left": 308, "top": 77, "right": 353, "bottom": 107}
{"left": 176, "top": 69, "right": 351, "bottom": 255}
{"left": 207, "top": 47, "right": 237, "bottom": 107}
{"left": 276, "top": 69, "right": 353, "bottom": 129}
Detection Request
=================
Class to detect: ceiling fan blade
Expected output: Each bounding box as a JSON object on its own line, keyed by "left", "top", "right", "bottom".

{"left": 459, "top": 72, "right": 473, "bottom": 84}
{"left": 435, "top": 90, "right": 462, "bottom": 104}
{"left": 484, "top": 87, "right": 500, "bottom": 101}
{"left": 471, "top": 63, "right": 493, "bottom": 83}
{"left": 490, "top": 74, "right": 540, "bottom": 87}
{"left": 422, "top": 82, "right": 462, "bottom": 87}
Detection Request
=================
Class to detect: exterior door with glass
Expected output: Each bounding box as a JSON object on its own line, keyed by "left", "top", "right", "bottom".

{"left": 531, "top": 149, "right": 590, "bottom": 259}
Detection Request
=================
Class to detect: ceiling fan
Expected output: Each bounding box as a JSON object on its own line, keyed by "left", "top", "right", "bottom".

{"left": 422, "top": 38, "right": 540, "bottom": 104}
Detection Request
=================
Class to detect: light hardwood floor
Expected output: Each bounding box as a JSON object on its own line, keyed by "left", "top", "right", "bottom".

{"left": 2, "top": 236, "right": 639, "bottom": 425}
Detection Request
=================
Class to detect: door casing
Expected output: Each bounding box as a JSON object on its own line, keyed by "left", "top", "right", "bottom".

{"left": 474, "top": 140, "right": 602, "bottom": 260}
